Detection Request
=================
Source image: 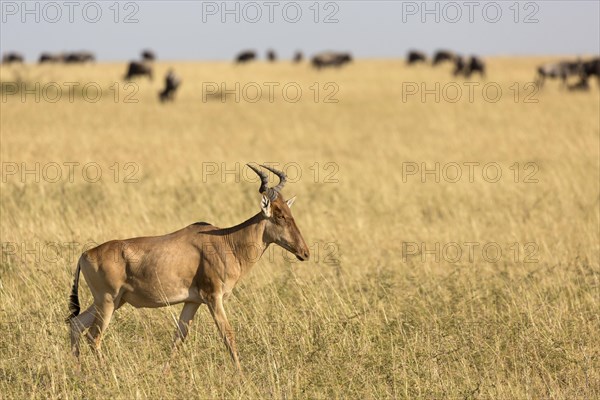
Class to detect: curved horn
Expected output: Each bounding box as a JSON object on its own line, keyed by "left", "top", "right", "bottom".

{"left": 260, "top": 164, "right": 287, "bottom": 193}
{"left": 246, "top": 164, "right": 269, "bottom": 194}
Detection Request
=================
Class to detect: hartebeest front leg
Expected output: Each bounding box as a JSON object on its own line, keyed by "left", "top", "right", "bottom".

{"left": 208, "top": 295, "right": 242, "bottom": 373}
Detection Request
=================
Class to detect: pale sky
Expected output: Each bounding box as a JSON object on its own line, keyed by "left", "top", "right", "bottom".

{"left": 1, "top": 1, "right": 599, "bottom": 62}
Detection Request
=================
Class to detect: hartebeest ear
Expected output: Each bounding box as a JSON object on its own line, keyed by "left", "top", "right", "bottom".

{"left": 261, "top": 195, "right": 272, "bottom": 217}
{"left": 286, "top": 196, "right": 296, "bottom": 208}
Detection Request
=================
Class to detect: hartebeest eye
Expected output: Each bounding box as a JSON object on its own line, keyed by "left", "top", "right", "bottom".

{"left": 275, "top": 212, "right": 286, "bottom": 222}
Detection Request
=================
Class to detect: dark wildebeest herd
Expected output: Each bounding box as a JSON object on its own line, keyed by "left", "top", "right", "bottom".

{"left": 122, "top": 50, "right": 183, "bottom": 102}
{"left": 407, "top": 49, "right": 486, "bottom": 78}
{"left": 37, "top": 51, "right": 96, "bottom": 64}
{"left": 407, "top": 49, "right": 599, "bottom": 91}
{"left": 2, "top": 49, "right": 182, "bottom": 102}
{"left": 536, "top": 58, "right": 600, "bottom": 91}
{"left": 3, "top": 48, "right": 598, "bottom": 105}
{"left": 3, "top": 50, "right": 95, "bottom": 64}
{"left": 234, "top": 49, "right": 352, "bottom": 69}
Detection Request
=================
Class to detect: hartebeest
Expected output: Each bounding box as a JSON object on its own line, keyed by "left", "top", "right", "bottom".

{"left": 66, "top": 164, "right": 309, "bottom": 372}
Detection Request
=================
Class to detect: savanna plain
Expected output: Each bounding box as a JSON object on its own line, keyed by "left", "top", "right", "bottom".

{"left": 0, "top": 58, "right": 598, "bottom": 399}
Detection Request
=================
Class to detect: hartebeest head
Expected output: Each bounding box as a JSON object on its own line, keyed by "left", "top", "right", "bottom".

{"left": 248, "top": 164, "right": 310, "bottom": 261}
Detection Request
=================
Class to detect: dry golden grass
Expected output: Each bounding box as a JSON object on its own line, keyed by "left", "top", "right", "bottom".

{"left": 0, "top": 58, "right": 598, "bottom": 399}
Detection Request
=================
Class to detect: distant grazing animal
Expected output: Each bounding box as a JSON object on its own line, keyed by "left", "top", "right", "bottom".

{"left": 581, "top": 57, "right": 600, "bottom": 83}
{"left": 64, "top": 51, "right": 95, "bottom": 63}
{"left": 2, "top": 52, "right": 24, "bottom": 64}
{"left": 536, "top": 63, "right": 564, "bottom": 86}
{"left": 293, "top": 51, "right": 303, "bottom": 63}
{"left": 39, "top": 52, "right": 65, "bottom": 63}
{"left": 465, "top": 56, "right": 485, "bottom": 78}
{"left": 66, "top": 164, "right": 309, "bottom": 374}
{"left": 453, "top": 55, "right": 466, "bottom": 76}
{"left": 236, "top": 50, "right": 256, "bottom": 63}
{"left": 312, "top": 52, "right": 352, "bottom": 69}
{"left": 432, "top": 50, "right": 455, "bottom": 65}
{"left": 159, "top": 69, "right": 181, "bottom": 102}
{"left": 266, "top": 50, "right": 276, "bottom": 62}
{"left": 124, "top": 61, "right": 153, "bottom": 80}
{"left": 567, "top": 75, "right": 590, "bottom": 91}
{"left": 537, "top": 60, "right": 583, "bottom": 87}
{"left": 406, "top": 50, "right": 427, "bottom": 64}
{"left": 141, "top": 49, "right": 156, "bottom": 62}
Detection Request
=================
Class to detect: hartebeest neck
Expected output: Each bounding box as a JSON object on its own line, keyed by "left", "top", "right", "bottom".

{"left": 221, "top": 213, "right": 270, "bottom": 274}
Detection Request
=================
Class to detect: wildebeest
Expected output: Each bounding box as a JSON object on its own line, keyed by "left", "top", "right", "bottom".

{"left": 236, "top": 50, "right": 256, "bottom": 63}
{"left": 453, "top": 55, "right": 466, "bottom": 76}
{"left": 64, "top": 51, "right": 95, "bottom": 63}
{"left": 141, "top": 49, "right": 156, "bottom": 62}
{"left": 581, "top": 57, "right": 600, "bottom": 83}
{"left": 266, "top": 50, "right": 276, "bottom": 62}
{"left": 536, "top": 60, "right": 583, "bottom": 87}
{"left": 159, "top": 69, "right": 181, "bottom": 102}
{"left": 464, "top": 56, "right": 485, "bottom": 78}
{"left": 124, "top": 61, "right": 153, "bottom": 80}
{"left": 312, "top": 52, "right": 352, "bottom": 69}
{"left": 406, "top": 50, "right": 427, "bottom": 65}
{"left": 432, "top": 50, "right": 455, "bottom": 65}
{"left": 2, "top": 52, "right": 24, "bottom": 64}
{"left": 567, "top": 75, "right": 590, "bottom": 91}
{"left": 293, "top": 51, "right": 303, "bottom": 63}
{"left": 39, "top": 52, "right": 65, "bottom": 63}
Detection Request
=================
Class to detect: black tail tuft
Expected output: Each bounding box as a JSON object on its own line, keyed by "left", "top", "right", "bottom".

{"left": 65, "top": 261, "right": 81, "bottom": 323}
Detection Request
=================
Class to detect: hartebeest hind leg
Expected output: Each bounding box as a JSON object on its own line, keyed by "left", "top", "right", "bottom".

{"left": 70, "top": 305, "right": 97, "bottom": 358}
{"left": 163, "top": 302, "right": 201, "bottom": 374}
{"left": 86, "top": 293, "right": 122, "bottom": 359}
{"left": 208, "top": 295, "right": 242, "bottom": 372}
{"left": 171, "top": 302, "right": 201, "bottom": 348}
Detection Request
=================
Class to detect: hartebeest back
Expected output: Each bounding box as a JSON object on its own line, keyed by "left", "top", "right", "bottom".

{"left": 66, "top": 164, "right": 309, "bottom": 372}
